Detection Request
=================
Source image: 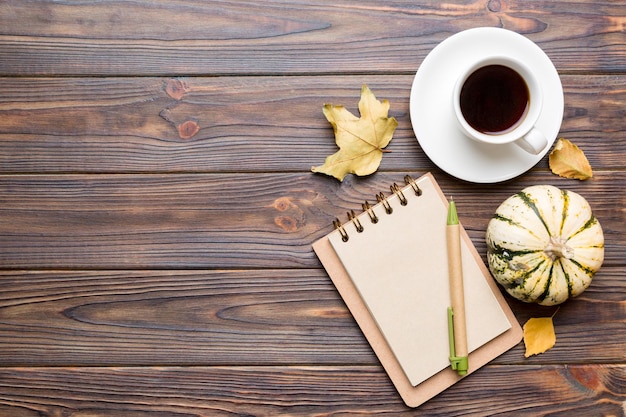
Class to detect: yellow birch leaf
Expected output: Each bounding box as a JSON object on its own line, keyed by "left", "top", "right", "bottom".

{"left": 312, "top": 85, "right": 398, "bottom": 181}
{"left": 549, "top": 138, "right": 593, "bottom": 180}
{"left": 523, "top": 316, "right": 556, "bottom": 357}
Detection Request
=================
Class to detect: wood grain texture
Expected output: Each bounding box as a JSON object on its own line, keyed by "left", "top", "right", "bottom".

{"left": 0, "top": 171, "right": 624, "bottom": 269}
{"left": 0, "top": 268, "right": 623, "bottom": 368}
{"left": 0, "top": 75, "right": 624, "bottom": 173}
{"left": 1, "top": 1, "right": 625, "bottom": 76}
{"left": 0, "top": 269, "right": 374, "bottom": 366}
{"left": 0, "top": 365, "right": 624, "bottom": 416}
{"left": 1, "top": 0, "right": 625, "bottom": 414}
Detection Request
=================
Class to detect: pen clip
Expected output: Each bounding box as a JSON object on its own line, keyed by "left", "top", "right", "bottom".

{"left": 448, "top": 307, "right": 469, "bottom": 376}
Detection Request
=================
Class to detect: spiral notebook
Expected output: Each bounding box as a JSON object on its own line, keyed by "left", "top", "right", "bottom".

{"left": 312, "top": 173, "right": 522, "bottom": 408}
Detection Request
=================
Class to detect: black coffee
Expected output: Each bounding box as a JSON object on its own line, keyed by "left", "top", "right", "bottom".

{"left": 459, "top": 64, "right": 529, "bottom": 135}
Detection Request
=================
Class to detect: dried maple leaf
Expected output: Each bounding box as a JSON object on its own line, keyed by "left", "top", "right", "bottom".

{"left": 549, "top": 138, "right": 593, "bottom": 180}
{"left": 312, "top": 85, "right": 398, "bottom": 181}
{"left": 523, "top": 316, "right": 557, "bottom": 357}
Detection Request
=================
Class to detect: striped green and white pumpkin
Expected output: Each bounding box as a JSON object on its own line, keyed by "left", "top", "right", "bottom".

{"left": 486, "top": 185, "right": 604, "bottom": 306}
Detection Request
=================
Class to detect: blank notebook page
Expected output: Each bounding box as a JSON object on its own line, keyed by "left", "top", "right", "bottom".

{"left": 328, "top": 175, "right": 512, "bottom": 387}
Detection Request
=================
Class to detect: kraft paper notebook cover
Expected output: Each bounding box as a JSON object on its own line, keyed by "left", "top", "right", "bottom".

{"left": 312, "top": 173, "right": 522, "bottom": 408}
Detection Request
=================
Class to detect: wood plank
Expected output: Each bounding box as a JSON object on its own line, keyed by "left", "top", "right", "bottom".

{"left": 1, "top": 2, "right": 623, "bottom": 415}
{"left": 0, "top": 365, "right": 623, "bottom": 416}
{"left": 1, "top": 1, "right": 625, "bottom": 76}
{"left": 0, "top": 75, "right": 624, "bottom": 173}
{"left": 0, "top": 172, "right": 623, "bottom": 269}
{"left": 0, "top": 268, "right": 623, "bottom": 367}
{"left": 0, "top": 269, "right": 374, "bottom": 366}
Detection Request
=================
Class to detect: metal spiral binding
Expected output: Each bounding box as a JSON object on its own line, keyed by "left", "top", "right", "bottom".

{"left": 332, "top": 175, "right": 422, "bottom": 242}
{"left": 333, "top": 218, "right": 349, "bottom": 242}
{"left": 347, "top": 209, "right": 364, "bottom": 233}
{"left": 376, "top": 192, "right": 393, "bottom": 214}
{"left": 362, "top": 201, "right": 378, "bottom": 224}
{"left": 390, "top": 183, "right": 408, "bottom": 206}
{"left": 404, "top": 175, "right": 422, "bottom": 196}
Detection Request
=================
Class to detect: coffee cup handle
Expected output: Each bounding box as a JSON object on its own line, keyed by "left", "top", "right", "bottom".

{"left": 515, "top": 127, "right": 547, "bottom": 155}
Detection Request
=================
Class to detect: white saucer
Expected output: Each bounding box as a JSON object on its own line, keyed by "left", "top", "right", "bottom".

{"left": 409, "top": 27, "right": 564, "bottom": 183}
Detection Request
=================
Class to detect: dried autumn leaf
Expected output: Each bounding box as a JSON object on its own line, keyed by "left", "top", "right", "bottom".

{"left": 549, "top": 138, "right": 593, "bottom": 180}
{"left": 523, "top": 316, "right": 556, "bottom": 357}
{"left": 312, "top": 85, "right": 398, "bottom": 181}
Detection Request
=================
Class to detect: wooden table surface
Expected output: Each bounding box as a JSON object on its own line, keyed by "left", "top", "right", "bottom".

{"left": 1, "top": 1, "right": 625, "bottom": 415}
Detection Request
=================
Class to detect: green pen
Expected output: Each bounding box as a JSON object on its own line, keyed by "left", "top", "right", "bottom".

{"left": 447, "top": 200, "right": 469, "bottom": 375}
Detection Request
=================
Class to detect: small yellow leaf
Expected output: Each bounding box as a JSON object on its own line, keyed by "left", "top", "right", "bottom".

{"left": 549, "top": 138, "right": 593, "bottom": 180}
{"left": 523, "top": 317, "right": 556, "bottom": 357}
{"left": 312, "top": 85, "right": 398, "bottom": 181}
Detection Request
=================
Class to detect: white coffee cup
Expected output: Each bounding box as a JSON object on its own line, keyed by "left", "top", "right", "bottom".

{"left": 452, "top": 56, "right": 547, "bottom": 154}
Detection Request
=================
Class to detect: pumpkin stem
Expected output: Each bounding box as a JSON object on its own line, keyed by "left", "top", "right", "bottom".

{"left": 544, "top": 236, "right": 574, "bottom": 260}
